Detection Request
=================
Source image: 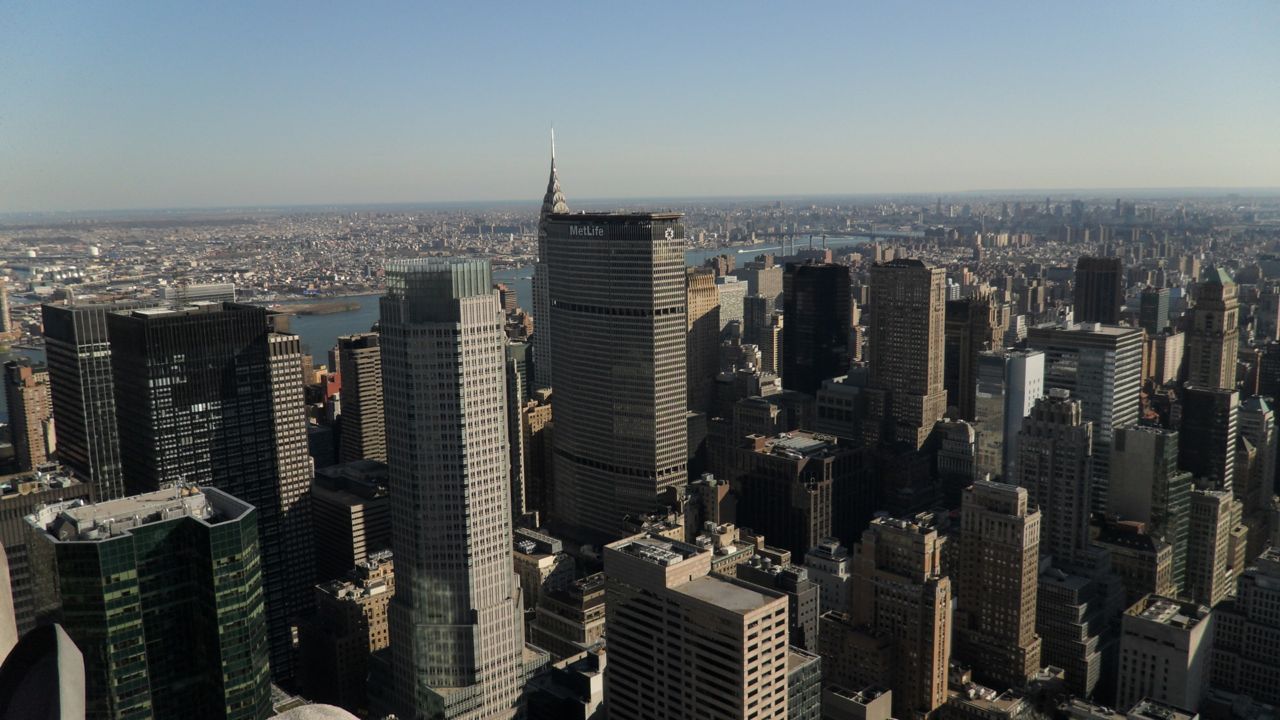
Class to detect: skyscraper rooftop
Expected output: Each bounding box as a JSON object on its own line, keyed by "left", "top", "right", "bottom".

{"left": 29, "top": 486, "right": 250, "bottom": 542}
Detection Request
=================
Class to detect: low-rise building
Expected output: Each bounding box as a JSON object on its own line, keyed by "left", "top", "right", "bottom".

{"left": 530, "top": 573, "right": 606, "bottom": 662}
{"left": 803, "top": 537, "right": 852, "bottom": 613}
{"left": 513, "top": 527, "right": 574, "bottom": 612}
{"left": 821, "top": 685, "right": 893, "bottom": 720}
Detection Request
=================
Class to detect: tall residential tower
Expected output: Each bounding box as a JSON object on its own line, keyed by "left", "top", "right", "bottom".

{"left": 1186, "top": 267, "right": 1239, "bottom": 390}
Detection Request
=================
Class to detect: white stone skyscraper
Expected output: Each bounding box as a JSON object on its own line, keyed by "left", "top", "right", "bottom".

{"left": 382, "top": 259, "right": 526, "bottom": 719}
{"left": 531, "top": 132, "right": 569, "bottom": 391}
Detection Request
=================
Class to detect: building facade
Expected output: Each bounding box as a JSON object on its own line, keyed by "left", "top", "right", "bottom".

{"left": 603, "top": 535, "right": 790, "bottom": 720}
{"left": 1109, "top": 426, "right": 1192, "bottom": 594}
{"left": 311, "top": 459, "right": 390, "bottom": 583}
{"left": 955, "top": 481, "right": 1043, "bottom": 689}
{"left": 1186, "top": 488, "right": 1233, "bottom": 607}
{"left": 686, "top": 267, "right": 721, "bottom": 415}
{"left": 297, "top": 551, "right": 395, "bottom": 716}
{"left": 336, "top": 332, "right": 386, "bottom": 463}
{"left": 3, "top": 361, "right": 54, "bottom": 471}
{"left": 531, "top": 137, "right": 569, "bottom": 392}
{"left": 1026, "top": 323, "right": 1142, "bottom": 514}
{"left": 0, "top": 466, "right": 90, "bottom": 633}
{"left": 28, "top": 487, "right": 271, "bottom": 720}
{"left": 1116, "top": 595, "right": 1213, "bottom": 712}
{"left": 1178, "top": 386, "right": 1239, "bottom": 492}
{"left": 1074, "top": 256, "right": 1123, "bottom": 325}
{"left": 1210, "top": 548, "right": 1280, "bottom": 705}
{"left": 40, "top": 301, "right": 154, "bottom": 501}
{"left": 1015, "top": 391, "right": 1094, "bottom": 571}
{"left": 381, "top": 259, "right": 527, "bottom": 719}
{"left": 1186, "top": 267, "right": 1239, "bottom": 390}
{"left": 782, "top": 262, "right": 852, "bottom": 396}
{"left": 835, "top": 515, "right": 953, "bottom": 718}
{"left": 974, "top": 350, "right": 1045, "bottom": 481}
{"left": 107, "top": 302, "right": 314, "bottom": 680}
{"left": 944, "top": 296, "right": 1002, "bottom": 421}
{"left": 864, "top": 259, "right": 947, "bottom": 451}
{"left": 545, "top": 213, "right": 688, "bottom": 542}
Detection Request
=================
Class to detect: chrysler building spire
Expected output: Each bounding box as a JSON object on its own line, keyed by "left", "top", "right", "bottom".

{"left": 532, "top": 129, "right": 567, "bottom": 391}
{"left": 541, "top": 129, "right": 569, "bottom": 220}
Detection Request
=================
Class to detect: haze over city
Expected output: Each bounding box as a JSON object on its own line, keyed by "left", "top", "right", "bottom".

{"left": 2, "top": 1, "right": 1279, "bottom": 214}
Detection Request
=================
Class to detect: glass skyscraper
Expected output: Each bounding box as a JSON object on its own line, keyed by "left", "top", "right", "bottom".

{"left": 29, "top": 487, "right": 271, "bottom": 720}
{"left": 106, "top": 302, "right": 314, "bottom": 681}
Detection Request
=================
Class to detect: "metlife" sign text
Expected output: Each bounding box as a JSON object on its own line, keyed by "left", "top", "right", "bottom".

{"left": 569, "top": 225, "right": 605, "bottom": 237}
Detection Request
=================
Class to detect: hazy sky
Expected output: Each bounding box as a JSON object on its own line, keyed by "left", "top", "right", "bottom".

{"left": 2, "top": 1, "right": 1277, "bottom": 213}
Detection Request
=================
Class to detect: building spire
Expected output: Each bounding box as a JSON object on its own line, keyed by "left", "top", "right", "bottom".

{"left": 541, "top": 127, "right": 568, "bottom": 220}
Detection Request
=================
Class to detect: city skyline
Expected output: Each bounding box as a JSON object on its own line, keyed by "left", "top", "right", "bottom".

{"left": 2, "top": 2, "right": 1278, "bottom": 213}
{"left": 6, "top": 4, "right": 1280, "bottom": 716}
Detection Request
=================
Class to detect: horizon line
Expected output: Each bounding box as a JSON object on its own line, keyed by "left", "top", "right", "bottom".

{"left": 4, "top": 185, "right": 1280, "bottom": 220}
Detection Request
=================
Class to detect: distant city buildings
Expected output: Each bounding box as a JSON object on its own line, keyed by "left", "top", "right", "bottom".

{"left": 15, "top": 150, "right": 1280, "bottom": 720}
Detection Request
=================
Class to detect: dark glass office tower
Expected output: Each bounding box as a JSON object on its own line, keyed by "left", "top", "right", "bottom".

{"left": 28, "top": 487, "right": 271, "bottom": 720}
{"left": 1138, "top": 286, "right": 1171, "bottom": 335}
{"left": 545, "top": 213, "right": 688, "bottom": 543}
{"left": 943, "top": 295, "right": 1001, "bottom": 421}
{"left": 106, "top": 303, "right": 313, "bottom": 681}
{"left": 1110, "top": 426, "right": 1192, "bottom": 594}
{"left": 1179, "top": 385, "right": 1239, "bottom": 492}
{"left": 782, "top": 262, "right": 852, "bottom": 396}
{"left": 1074, "top": 256, "right": 1124, "bottom": 325}
{"left": 40, "top": 302, "right": 154, "bottom": 501}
